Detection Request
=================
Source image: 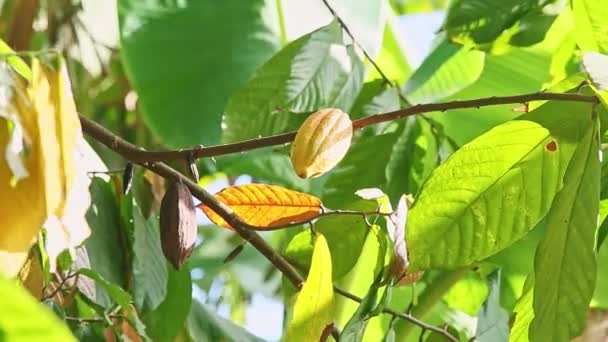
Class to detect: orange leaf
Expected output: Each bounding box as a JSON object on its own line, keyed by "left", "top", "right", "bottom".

{"left": 199, "top": 184, "right": 322, "bottom": 230}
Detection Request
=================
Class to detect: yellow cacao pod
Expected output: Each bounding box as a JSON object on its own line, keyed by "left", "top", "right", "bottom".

{"left": 290, "top": 108, "right": 353, "bottom": 178}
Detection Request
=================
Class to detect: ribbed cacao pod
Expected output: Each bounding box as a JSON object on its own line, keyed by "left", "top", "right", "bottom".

{"left": 160, "top": 181, "right": 197, "bottom": 269}
{"left": 290, "top": 108, "right": 353, "bottom": 178}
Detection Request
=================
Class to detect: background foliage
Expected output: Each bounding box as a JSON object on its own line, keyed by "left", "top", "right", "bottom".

{"left": 1, "top": 0, "right": 608, "bottom": 341}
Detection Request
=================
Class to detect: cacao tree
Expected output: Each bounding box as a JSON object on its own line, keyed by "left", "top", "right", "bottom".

{"left": 1, "top": 0, "right": 608, "bottom": 341}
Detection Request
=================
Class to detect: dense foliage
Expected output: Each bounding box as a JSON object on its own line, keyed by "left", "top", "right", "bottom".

{"left": 1, "top": 0, "right": 608, "bottom": 341}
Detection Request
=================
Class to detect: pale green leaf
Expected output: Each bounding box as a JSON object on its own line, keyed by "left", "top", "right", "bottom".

{"left": 573, "top": 0, "right": 608, "bottom": 53}
{"left": 530, "top": 119, "right": 600, "bottom": 342}
{"left": 476, "top": 270, "right": 509, "bottom": 342}
{"left": 119, "top": 0, "right": 280, "bottom": 147}
{"left": 223, "top": 21, "right": 364, "bottom": 142}
{"left": 407, "top": 100, "right": 594, "bottom": 270}
{"left": 404, "top": 38, "right": 485, "bottom": 104}
{"left": 509, "top": 275, "right": 534, "bottom": 342}
{"left": 187, "top": 300, "right": 265, "bottom": 342}
{"left": 285, "top": 233, "right": 335, "bottom": 342}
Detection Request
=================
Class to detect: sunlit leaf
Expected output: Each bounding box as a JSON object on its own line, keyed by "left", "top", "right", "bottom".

{"left": 222, "top": 21, "right": 364, "bottom": 142}
{"left": 0, "top": 275, "right": 75, "bottom": 341}
{"left": 407, "top": 99, "right": 595, "bottom": 270}
{"left": 509, "top": 275, "right": 534, "bottom": 342}
{"left": 285, "top": 233, "right": 335, "bottom": 342}
{"left": 340, "top": 273, "right": 384, "bottom": 342}
{"left": 199, "top": 184, "right": 322, "bottom": 230}
{"left": 531, "top": 118, "right": 600, "bottom": 341}
{"left": 404, "top": 38, "right": 485, "bottom": 104}
{"left": 573, "top": 0, "right": 608, "bottom": 53}
{"left": 0, "top": 58, "right": 83, "bottom": 277}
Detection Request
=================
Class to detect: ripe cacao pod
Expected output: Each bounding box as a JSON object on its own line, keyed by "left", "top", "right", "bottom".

{"left": 160, "top": 181, "right": 197, "bottom": 269}
{"left": 290, "top": 108, "right": 353, "bottom": 178}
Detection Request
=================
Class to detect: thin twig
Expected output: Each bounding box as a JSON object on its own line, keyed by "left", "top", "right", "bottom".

{"left": 41, "top": 272, "right": 78, "bottom": 301}
{"left": 80, "top": 92, "right": 597, "bottom": 163}
{"left": 333, "top": 286, "right": 457, "bottom": 341}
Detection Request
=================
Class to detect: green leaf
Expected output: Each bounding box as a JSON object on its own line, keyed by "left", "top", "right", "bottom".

{"left": 443, "top": 0, "right": 549, "bottom": 45}
{"left": 78, "top": 268, "right": 132, "bottom": 310}
{"left": 573, "top": 0, "right": 608, "bottom": 53}
{"left": 0, "top": 40, "right": 32, "bottom": 81}
{"left": 404, "top": 39, "right": 485, "bottom": 104}
{"left": 143, "top": 267, "right": 192, "bottom": 342}
{"left": 368, "top": 18, "right": 412, "bottom": 83}
{"left": 530, "top": 118, "right": 600, "bottom": 341}
{"left": 84, "top": 178, "right": 126, "bottom": 307}
{"left": 285, "top": 233, "right": 335, "bottom": 342}
{"left": 476, "top": 270, "right": 509, "bottom": 342}
{"left": 0, "top": 276, "right": 76, "bottom": 341}
{"left": 407, "top": 99, "right": 595, "bottom": 270}
{"left": 509, "top": 11, "right": 557, "bottom": 47}
{"left": 592, "top": 228, "right": 608, "bottom": 307}
{"left": 340, "top": 274, "right": 384, "bottom": 342}
{"left": 509, "top": 275, "right": 535, "bottom": 342}
{"left": 129, "top": 197, "right": 168, "bottom": 313}
{"left": 187, "top": 300, "right": 265, "bottom": 342}
{"left": 118, "top": 0, "right": 280, "bottom": 147}
{"left": 222, "top": 21, "right": 364, "bottom": 142}
{"left": 444, "top": 272, "right": 489, "bottom": 316}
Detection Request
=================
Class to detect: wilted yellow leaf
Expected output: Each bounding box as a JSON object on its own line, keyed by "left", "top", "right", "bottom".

{"left": 0, "top": 57, "right": 89, "bottom": 276}
{"left": 285, "top": 233, "right": 334, "bottom": 342}
{"left": 199, "top": 184, "right": 322, "bottom": 230}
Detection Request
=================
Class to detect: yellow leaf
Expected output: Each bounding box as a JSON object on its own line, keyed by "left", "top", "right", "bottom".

{"left": 285, "top": 233, "right": 334, "bottom": 342}
{"left": 199, "top": 184, "right": 322, "bottom": 230}
{"left": 0, "top": 58, "right": 88, "bottom": 276}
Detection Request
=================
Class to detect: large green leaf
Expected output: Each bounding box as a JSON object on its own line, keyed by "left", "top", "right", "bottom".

{"left": 404, "top": 38, "right": 485, "bottom": 104}
{"left": 573, "top": 0, "right": 608, "bottom": 53}
{"left": 530, "top": 119, "right": 600, "bottom": 342}
{"left": 119, "top": 0, "right": 280, "bottom": 147}
{"left": 407, "top": 100, "right": 594, "bottom": 270}
{"left": 443, "top": 0, "right": 549, "bottom": 45}
{"left": 84, "top": 178, "right": 126, "bottom": 307}
{"left": 144, "top": 267, "right": 192, "bottom": 342}
{"left": 222, "top": 21, "right": 364, "bottom": 142}
{"left": 593, "top": 227, "right": 608, "bottom": 307}
{"left": 130, "top": 198, "right": 168, "bottom": 313}
{"left": 285, "top": 233, "right": 335, "bottom": 342}
{"left": 187, "top": 300, "right": 265, "bottom": 342}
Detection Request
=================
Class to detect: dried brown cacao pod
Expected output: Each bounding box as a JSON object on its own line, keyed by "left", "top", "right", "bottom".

{"left": 290, "top": 108, "right": 353, "bottom": 178}
{"left": 160, "top": 181, "right": 197, "bottom": 269}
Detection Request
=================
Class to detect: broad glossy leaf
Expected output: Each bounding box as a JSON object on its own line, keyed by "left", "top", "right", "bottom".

{"left": 340, "top": 274, "right": 384, "bottom": 342}
{"left": 122, "top": 194, "right": 168, "bottom": 313}
{"left": 443, "top": 271, "right": 489, "bottom": 316}
{"left": 407, "top": 100, "right": 595, "bottom": 270}
{"left": 200, "top": 184, "right": 322, "bottom": 230}
{"left": 285, "top": 233, "right": 335, "bottom": 342}
{"left": 222, "top": 21, "right": 364, "bottom": 142}
{"left": 84, "top": 177, "right": 126, "bottom": 307}
{"left": 144, "top": 267, "right": 192, "bottom": 342}
{"left": 367, "top": 18, "right": 412, "bottom": 83}
{"left": 187, "top": 300, "right": 265, "bottom": 342}
{"left": 78, "top": 268, "right": 132, "bottom": 309}
{"left": 476, "top": 270, "right": 509, "bottom": 342}
{"left": 443, "top": 0, "right": 549, "bottom": 45}
{"left": 119, "top": 0, "right": 280, "bottom": 147}
{"left": 593, "top": 231, "right": 608, "bottom": 307}
{"left": 0, "top": 275, "right": 75, "bottom": 341}
{"left": 531, "top": 119, "right": 600, "bottom": 341}
{"left": 573, "top": 0, "right": 608, "bottom": 53}
{"left": 404, "top": 39, "right": 485, "bottom": 104}
{"left": 509, "top": 10, "right": 557, "bottom": 47}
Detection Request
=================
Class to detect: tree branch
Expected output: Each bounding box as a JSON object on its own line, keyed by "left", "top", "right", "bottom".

{"left": 79, "top": 115, "right": 458, "bottom": 341}
{"left": 88, "top": 92, "right": 597, "bottom": 163}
